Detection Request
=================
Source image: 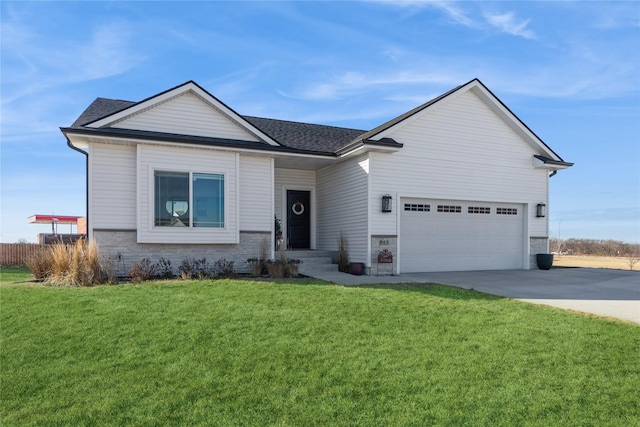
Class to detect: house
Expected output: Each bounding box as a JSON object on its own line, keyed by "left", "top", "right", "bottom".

{"left": 61, "top": 79, "right": 572, "bottom": 274}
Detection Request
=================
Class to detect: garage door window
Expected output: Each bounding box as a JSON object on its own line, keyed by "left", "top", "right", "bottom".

{"left": 437, "top": 205, "right": 461, "bottom": 213}
{"left": 404, "top": 203, "right": 430, "bottom": 212}
{"left": 468, "top": 206, "right": 491, "bottom": 214}
{"left": 496, "top": 208, "right": 518, "bottom": 215}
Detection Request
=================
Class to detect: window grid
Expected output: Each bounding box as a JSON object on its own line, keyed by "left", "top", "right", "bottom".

{"left": 496, "top": 207, "right": 518, "bottom": 215}
{"left": 468, "top": 206, "right": 491, "bottom": 214}
{"left": 404, "top": 203, "right": 430, "bottom": 212}
{"left": 437, "top": 205, "right": 462, "bottom": 213}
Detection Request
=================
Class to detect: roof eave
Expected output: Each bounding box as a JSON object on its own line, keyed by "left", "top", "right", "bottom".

{"left": 335, "top": 138, "right": 403, "bottom": 157}
{"left": 533, "top": 155, "right": 574, "bottom": 170}
{"left": 61, "top": 126, "right": 336, "bottom": 158}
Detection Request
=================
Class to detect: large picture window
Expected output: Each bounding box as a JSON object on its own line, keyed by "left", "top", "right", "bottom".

{"left": 154, "top": 171, "right": 224, "bottom": 228}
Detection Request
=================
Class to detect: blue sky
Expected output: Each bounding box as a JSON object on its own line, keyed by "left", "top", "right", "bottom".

{"left": 1, "top": 1, "right": 639, "bottom": 244}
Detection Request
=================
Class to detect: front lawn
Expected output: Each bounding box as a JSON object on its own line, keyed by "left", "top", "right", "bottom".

{"left": 1, "top": 270, "right": 638, "bottom": 426}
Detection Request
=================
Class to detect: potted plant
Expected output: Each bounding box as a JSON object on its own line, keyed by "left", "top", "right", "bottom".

{"left": 349, "top": 262, "right": 365, "bottom": 276}
{"left": 274, "top": 216, "right": 284, "bottom": 250}
{"left": 536, "top": 253, "right": 554, "bottom": 270}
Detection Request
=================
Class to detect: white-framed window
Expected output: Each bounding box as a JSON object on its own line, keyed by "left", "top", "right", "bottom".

{"left": 154, "top": 171, "right": 225, "bottom": 228}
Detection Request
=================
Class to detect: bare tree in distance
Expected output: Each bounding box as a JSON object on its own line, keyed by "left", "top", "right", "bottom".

{"left": 626, "top": 252, "right": 639, "bottom": 271}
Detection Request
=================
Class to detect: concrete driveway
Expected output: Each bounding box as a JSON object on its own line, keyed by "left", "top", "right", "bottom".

{"left": 404, "top": 268, "right": 640, "bottom": 324}
{"left": 301, "top": 264, "right": 640, "bottom": 323}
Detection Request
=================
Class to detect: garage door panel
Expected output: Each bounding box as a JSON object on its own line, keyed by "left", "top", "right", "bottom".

{"left": 400, "top": 199, "right": 524, "bottom": 272}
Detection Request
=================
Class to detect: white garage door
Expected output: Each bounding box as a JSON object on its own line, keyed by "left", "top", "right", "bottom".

{"left": 400, "top": 199, "right": 524, "bottom": 273}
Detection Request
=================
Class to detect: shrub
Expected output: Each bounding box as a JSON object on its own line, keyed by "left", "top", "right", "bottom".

{"left": 266, "top": 259, "right": 284, "bottom": 278}
{"left": 26, "top": 250, "right": 52, "bottom": 280}
{"left": 179, "top": 258, "right": 212, "bottom": 280}
{"left": 128, "top": 258, "right": 157, "bottom": 283}
{"left": 213, "top": 258, "right": 235, "bottom": 277}
{"left": 286, "top": 258, "right": 302, "bottom": 277}
{"left": 156, "top": 257, "right": 174, "bottom": 279}
{"left": 28, "top": 241, "right": 110, "bottom": 286}
{"left": 247, "top": 258, "right": 263, "bottom": 276}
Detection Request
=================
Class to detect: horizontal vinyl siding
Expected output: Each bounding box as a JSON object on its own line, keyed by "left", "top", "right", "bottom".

{"left": 90, "top": 143, "right": 136, "bottom": 229}
{"left": 371, "top": 89, "right": 547, "bottom": 238}
{"left": 137, "top": 144, "right": 238, "bottom": 244}
{"left": 317, "top": 155, "right": 369, "bottom": 263}
{"left": 239, "top": 156, "right": 272, "bottom": 231}
{"left": 114, "top": 92, "right": 260, "bottom": 141}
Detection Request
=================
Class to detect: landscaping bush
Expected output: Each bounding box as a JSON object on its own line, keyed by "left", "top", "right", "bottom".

{"left": 156, "top": 257, "right": 174, "bottom": 279}
{"left": 179, "top": 258, "right": 212, "bottom": 280}
{"left": 213, "top": 258, "right": 235, "bottom": 277}
{"left": 247, "top": 258, "right": 264, "bottom": 276}
{"left": 128, "top": 258, "right": 157, "bottom": 283}
{"left": 266, "top": 259, "right": 284, "bottom": 278}
{"left": 25, "top": 250, "right": 52, "bottom": 280}
{"left": 26, "top": 241, "right": 112, "bottom": 286}
{"left": 286, "top": 258, "right": 302, "bottom": 277}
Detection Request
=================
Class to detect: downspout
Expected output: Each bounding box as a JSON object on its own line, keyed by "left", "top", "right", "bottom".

{"left": 65, "top": 136, "right": 89, "bottom": 240}
{"left": 549, "top": 170, "right": 557, "bottom": 178}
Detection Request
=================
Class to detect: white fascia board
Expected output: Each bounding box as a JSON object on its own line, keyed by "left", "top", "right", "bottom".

{"left": 370, "top": 80, "right": 563, "bottom": 162}
{"left": 67, "top": 131, "right": 331, "bottom": 161}
{"left": 533, "top": 157, "right": 572, "bottom": 170}
{"left": 85, "top": 82, "right": 281, "bottom": 146}
{"left": 370, "top": 81, "right": 473, "bottom": 142}
{"left": 469, "top": 83, "right": 562, "bottom": 161}
{"left": 338, "top": 143, "right": 400, "bottom": 159}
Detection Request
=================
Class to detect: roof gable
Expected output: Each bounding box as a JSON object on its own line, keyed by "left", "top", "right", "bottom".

{"left": 361, "top": 79, "right": 565, "bottom": 162}
{"left": 84, "top": 81, "right": 280, "bottom": 146}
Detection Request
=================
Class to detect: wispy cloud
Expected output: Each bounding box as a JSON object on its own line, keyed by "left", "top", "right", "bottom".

{"left": 280, "top": 70, "right": 463, "bottom": 101}
{"left": 367, "top": 0, "right": 476, "bottom": 27}
{"left": 1, "top": 18, "right": 145, "bottom": 105}
{"left": 484, "top": 11, "right": 537, "bottom": 39}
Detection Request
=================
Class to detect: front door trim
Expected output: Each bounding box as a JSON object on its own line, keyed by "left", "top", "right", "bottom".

{"left": 282, "top": 186, "right": 315, "bottom": 250}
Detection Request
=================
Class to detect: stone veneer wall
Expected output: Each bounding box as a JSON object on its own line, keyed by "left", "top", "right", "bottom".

{"left": 93, "top": 230, "right": 271, "bottom": 276}
{"left": 370, "top": 235, "right": 398, "bottom": 275}
{"left": 529, "top": 237, "right": 549, "bottom": 269}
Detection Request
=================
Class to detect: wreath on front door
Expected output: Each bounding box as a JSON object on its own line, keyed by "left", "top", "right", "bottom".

{"left": 291, "top": 201, "right": 305, "bottom": 215}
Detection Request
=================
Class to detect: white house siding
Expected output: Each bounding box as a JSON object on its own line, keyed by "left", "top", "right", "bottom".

{"left": 89, "top": 142, "right": 137, "bottom": 232}
{"left": 274, "top": 168, "right": 316, "bottom": 247}
{"left": 369, "top": 90, "right": 548, "bottom": 270}
{"left": 137, "top": 144, "right": 239, "bottom": 244}
{"left": 239, "top": 156, "right": 273, "bottom": 231}
{"left": 113, "top": 92, "right": 260, "bottom": 142}
{"left": 316, "top": 155, "right": 369, "bottom": 264}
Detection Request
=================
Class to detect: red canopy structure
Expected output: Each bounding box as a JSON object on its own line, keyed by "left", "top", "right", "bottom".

{"left": 28, "top": 215, "right": 82, "bottom": 234}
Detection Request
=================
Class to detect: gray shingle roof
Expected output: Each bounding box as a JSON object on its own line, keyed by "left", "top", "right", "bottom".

{"left": 71, "top": 98, "right": 136, "bottom": 128}
{"left": 69, "top": 96, "right": 375, "bottom": 154}
{"left": 242, "top": 116, "right": 366, "bottom": 153}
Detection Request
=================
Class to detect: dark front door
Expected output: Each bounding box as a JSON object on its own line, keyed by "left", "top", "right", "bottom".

{"left": 287, "top": 190, "right": 310, "bottom": 249}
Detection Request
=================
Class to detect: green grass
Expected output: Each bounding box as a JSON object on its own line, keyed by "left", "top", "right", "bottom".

{"left": 1, "top": 268, "right": 639, "bottom": 426}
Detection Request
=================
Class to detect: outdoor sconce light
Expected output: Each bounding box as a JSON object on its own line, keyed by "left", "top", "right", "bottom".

{"left": 536, "top": 203, "right": 546, "bottom": 218}
{"left": 382, "top": 194, "right": 392, "bottom": 213}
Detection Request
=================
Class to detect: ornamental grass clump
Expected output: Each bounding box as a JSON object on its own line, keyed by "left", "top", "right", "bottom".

{"left": 337, "top": 231, "right": 349, "bottom": 273}
{"left": 27, "top": 241, "right": 112, "bottom": 286}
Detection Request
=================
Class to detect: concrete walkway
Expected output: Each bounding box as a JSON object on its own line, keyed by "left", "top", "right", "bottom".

{"left": 300, "top": 263, "right": 640, "bottom": 324}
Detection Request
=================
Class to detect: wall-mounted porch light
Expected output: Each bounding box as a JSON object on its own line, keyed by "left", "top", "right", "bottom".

{"left": 382, "top": 194, "right": 392, "bottom": 213}
{"left": 536, "top": 203, "right": 546, "bottom": 218}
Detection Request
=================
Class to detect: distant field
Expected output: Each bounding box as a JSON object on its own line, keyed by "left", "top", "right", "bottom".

{"left": 554, "top": 255, "right": 637, "bottom": 271}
